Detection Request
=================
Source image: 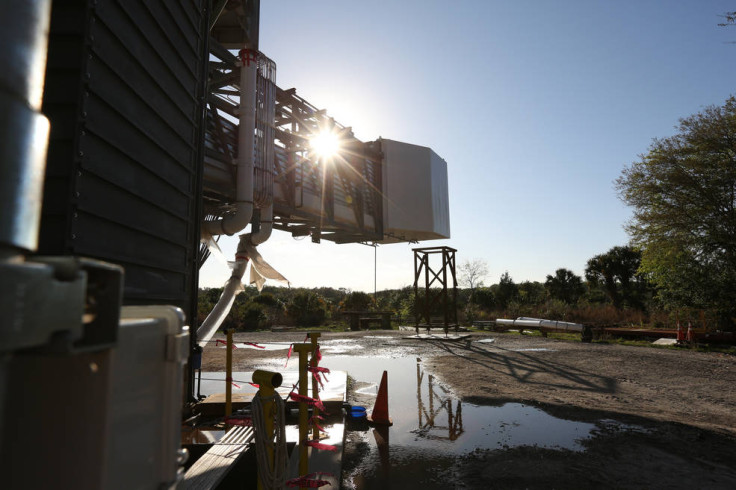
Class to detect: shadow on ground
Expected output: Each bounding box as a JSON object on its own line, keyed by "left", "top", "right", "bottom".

{"left": 343, "top": 397, "right": 736, "bottom": 490}
{"left": 426, "top": 338, "right": 617, "bottom": 395}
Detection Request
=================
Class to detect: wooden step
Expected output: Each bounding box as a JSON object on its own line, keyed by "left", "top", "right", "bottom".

{"left": 181, "top": 426, "right": 254, "bottom": 490}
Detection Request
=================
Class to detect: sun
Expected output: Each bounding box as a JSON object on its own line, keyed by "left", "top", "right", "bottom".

{"left": 310, "top": 130, "right": 341, "bottom": 160}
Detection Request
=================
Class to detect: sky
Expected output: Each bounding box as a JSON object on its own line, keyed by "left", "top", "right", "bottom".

{"left": 200, "top": 1, "right": 736, "bottom": 293}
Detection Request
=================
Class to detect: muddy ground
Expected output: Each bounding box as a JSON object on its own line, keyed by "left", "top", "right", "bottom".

{"left": 201, "top": 329, "right": 736, "bottom": 489}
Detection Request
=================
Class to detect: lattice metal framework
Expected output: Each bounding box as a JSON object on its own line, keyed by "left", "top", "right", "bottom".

{"left": 202, "top": 37, "right": 384, "bottom": 245}
{"left": 271, "top": 88, "right": 383, "bottom": 243}
{"left": 202, "top": 41, "right": 276, "bottom": 210}
{"left": 413, "top": 246, "right": 458, "bottom": 334}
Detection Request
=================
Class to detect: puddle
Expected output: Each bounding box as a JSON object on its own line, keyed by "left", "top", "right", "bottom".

{"left": 320, "top": 339, "right": 365, "bottom": 354}
{"left": 318, "top": 356, "right": 649, "bottom": 489}
{"left": 319, "top": 356, "right": 594, "bottom": 452}
{"left": 252, "top": 353, "right": 644, "bottom": 489}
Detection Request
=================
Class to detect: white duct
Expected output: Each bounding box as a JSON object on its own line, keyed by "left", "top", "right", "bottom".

{"left": 196, "top": 256, "right": 247, "bottom": 348}
{"left": 196, "top": 216, "right": 285, "bottom": 346}
{"left": 496, "top": 317, "right": 584, "bottom": 333}
{"left": 202, "top": 50, "right": 258, "bottom": 237}
{"left": 242, "top": 204, "right": 290, "bottom": 291}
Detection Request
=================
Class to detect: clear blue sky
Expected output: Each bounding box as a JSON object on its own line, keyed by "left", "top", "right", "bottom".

{"left": 200, "top": 1, "right": 736, "bottom": 292}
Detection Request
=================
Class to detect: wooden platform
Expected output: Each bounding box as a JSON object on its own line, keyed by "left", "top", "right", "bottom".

{"left": 602, "top": 327, "right": 677, "bottom": 338}
{"left": 196, "top": 371, "right": 347, "bottom": 416}
{"left": 181, "top": 426, "right": 254, "bottom": 489}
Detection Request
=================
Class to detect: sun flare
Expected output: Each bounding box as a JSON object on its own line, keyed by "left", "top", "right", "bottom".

{"left": 310, "top": 130, "right": 341, "bottom": 160}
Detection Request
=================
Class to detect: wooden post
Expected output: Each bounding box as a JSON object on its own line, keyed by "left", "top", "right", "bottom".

{"left": 308, "top": 332, "right": 321, "bottom": 440}
{"left": 225, "top": 329, "right": 233, "bottom": 417}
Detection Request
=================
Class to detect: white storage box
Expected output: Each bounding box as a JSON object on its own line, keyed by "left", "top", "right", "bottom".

{"left": 378, "top": 139, "right": 450, "bottom": 243}
{"left": 105, "top": 306, "right": 189, "bottom": 489}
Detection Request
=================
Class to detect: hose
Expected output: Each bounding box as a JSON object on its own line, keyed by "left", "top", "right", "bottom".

{"left": 251, "top": 392, "right": 288, "bottom": 490}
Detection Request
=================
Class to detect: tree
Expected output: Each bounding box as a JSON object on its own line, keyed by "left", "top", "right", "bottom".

{"left": 545, "top": 268, "right": 585, "bottom": 304}
{"left": 616, "top": 96, "right": 736, "bottom": 324}
{"left": 518, "top": 281, "right": 546, "bottom": 306}
{"left": 286, "top": 291, "right": 328, "bottom": 326}
{"left": 585, "top": 246, "right": 647, "bottom": 310}
{"left": 473, "top": 287, "right": 495, "bottom": 309}
{"left": 458, "top": 258, "right": 489, "bottom": 302}
{"left": 718, "top": 11, "right": 736, "bottom": 27}
{"left": 492, "top": 271, "right": 518, "bottom": 310}
{"left": 339, "top": 291, "right": 375, "bottom": 312}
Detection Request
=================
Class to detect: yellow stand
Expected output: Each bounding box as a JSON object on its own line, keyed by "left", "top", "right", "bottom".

{"left": 292, "top": 343, "right": 315, "bottom": 477}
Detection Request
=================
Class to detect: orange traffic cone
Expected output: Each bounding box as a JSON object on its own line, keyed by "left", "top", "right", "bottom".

{"left": 686, "top": 322, "right": 694, "bottom": 343}
{"left": 676, "top": 321, "right": 685, "bottom": 343}
{"left": 367, "top": 371, "right": 393, "bottom": 426}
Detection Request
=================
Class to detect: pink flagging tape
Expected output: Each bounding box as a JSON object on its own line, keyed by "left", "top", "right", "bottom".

{"left": 284, "top": 343, "right": 293, "bottom": 367}
{"left": 288, "top": 392, "right": 326, "bottom": 412}
{"left": 286, "top": 472, "right": 334, "bottom": 488}
{"left": 305, "top": 440, "right": 337, "bottom": 452}
{"left": 309, "top": 414, "right": 327, "bottom": 433}
{"left": 215, "top": 339, "right": 238, "bottom": 349}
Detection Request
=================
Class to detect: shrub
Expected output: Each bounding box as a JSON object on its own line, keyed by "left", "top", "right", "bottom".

{"left": 286, "top": 291, "right": 328, "bottom": 326}
{"left": 339, "top": 291, "right": 375, "bottom": 312}
{"left": 238, "top": 302, "right": 267, "bottom": 331}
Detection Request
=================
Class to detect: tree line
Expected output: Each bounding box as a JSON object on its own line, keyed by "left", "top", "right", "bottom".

{"left": 197, "top": 243, "right": 657, "bottom": 331}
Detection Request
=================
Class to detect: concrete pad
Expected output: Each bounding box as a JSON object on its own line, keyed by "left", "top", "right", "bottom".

{"left": 653, "top": 338, "right": 678, "bottom": 346}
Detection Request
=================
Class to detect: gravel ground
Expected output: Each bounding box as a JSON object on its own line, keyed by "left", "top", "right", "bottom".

{"left": 201, "top": 329, "right": 736, "bottom": 489}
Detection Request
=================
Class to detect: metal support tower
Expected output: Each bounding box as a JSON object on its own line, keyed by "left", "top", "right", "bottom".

{"left": 413, "top": 246, "right": 458, "bottom": 334}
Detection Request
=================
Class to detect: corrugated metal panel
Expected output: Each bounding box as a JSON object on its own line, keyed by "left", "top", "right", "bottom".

{"left": 378, "top": 139, "right": 451, "bottom": 244}
{"left": 39, "top": 0, "right": 208, "bottom": 321}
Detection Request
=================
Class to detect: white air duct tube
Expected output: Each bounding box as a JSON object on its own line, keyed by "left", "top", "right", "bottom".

{"left": 202, "top": 49, "right": 258, "bottom": 237}
{"left": 496, "top": 317, "right": 584, "bottom": 333}
{"left": 196, "top": 253, "right": 248, "bottom": 348}
{"left": 196, "top": 207, "right": 280, "bottom": 346}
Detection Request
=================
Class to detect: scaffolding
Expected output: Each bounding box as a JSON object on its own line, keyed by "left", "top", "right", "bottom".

{"left": 413, "top": 246, "right": 458, "bottom": 334}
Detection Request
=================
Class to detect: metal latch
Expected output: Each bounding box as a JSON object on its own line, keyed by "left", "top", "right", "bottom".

{"left": 166, "top": 328, "right": 190, "bottom": 363}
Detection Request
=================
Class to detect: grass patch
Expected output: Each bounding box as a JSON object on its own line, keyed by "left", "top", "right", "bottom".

{"left": 496, "top": 328, "right": 736, "bottom": 355}
{"left": 593, "top": 336, "right": 736, "bottom": 355}
{"left": 690, "top": 344, "right": 736, "bottom": 355}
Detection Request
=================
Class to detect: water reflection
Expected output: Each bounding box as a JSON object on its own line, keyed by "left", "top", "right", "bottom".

{"left": 415, "top": 358, "right": 463, "bottom": 442}
{"left": 317, "top": 355, "right": 598, "bottom": 452}
{"left": 250, "top": 354, "right": 646, "bottom": 489}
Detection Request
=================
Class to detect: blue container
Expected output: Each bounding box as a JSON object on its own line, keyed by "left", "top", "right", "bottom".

{"left": 347, "top": 405, "right": 367, "bottom": 420}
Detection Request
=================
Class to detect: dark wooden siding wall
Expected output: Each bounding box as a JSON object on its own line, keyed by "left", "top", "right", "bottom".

{"left": 40, "top": 0, "right": 208, "bottom": 324}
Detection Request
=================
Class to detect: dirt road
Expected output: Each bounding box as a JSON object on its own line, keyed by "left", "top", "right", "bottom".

{"left": 201, "top": 329, "right": 736, "bottom": 489}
